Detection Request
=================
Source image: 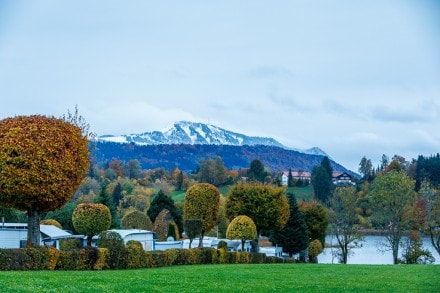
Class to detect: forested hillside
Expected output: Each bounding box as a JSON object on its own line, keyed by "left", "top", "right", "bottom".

{"left": 92, "top": 142, "right": 353, "bottom": 173}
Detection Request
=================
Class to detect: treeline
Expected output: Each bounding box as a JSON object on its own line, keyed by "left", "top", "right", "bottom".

{"left": 92, "top": 141, "right": 350, "bottom": 173}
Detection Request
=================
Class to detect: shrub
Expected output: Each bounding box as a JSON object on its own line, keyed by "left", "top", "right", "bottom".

{"left": 98, "top": 231, "right": 127, "bottom": 269}
{"left": 217, "top": 240, "right": 228, "bottom": 250}
{"left": 165, "top": 249, "right": 179, "bottom": 265}
{"left": 40, "top": 219, "right": 63, "bottom": 229}
{"left": 94, "top": 248, "right": 109, "bottom": 270}
{"left": 126, "top": 240, "right": 144, "bottom": 269}
{"left": 60, "top": 238, "right": 83, "bottom": 250}
{"left": 121, "top": 210, "right": 153, "bottom": 230}
{"left": 308, "top": 239, "right": 323, "bottom": 263}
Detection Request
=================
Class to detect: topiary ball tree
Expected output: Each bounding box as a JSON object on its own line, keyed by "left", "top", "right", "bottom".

{"left": 72, "top": 203, "right": 111, "bottom": 246}
{"left": 0, "top": 115, "right": 90, "bottom": 247}
{"left": 121, "top": 209, "right": 153, "bottom": 230}
{"left": 226, "top": 215, "right": 257, "bottom": 251}
{"left": 183, "top": 183, "right": 220, "bottom": 247}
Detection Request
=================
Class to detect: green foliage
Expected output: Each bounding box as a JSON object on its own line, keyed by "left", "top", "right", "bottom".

{"left": 418, "top": 180, "right": 440, "bottom": 257}
{"left": 59, "top": 238, "right": 82, "bottom": 250}
{"left": 95, "top": 182, "right": 120, "bottom": 228}
{"left": 121, "top": 209, "right": 152, "bottom": 230}
{"left": 97, "top": 231, "right": 127, "bottom": 269}
{"left": 44, "top": 201, "right": 77, "bottom": 232}
{"left": 311, "top": 165, "right": 333, "bottom": 205}
{"left": 227, "top": 215, "right": 257, "bottom": 251}
{"left": 0, "top": 115, "right": 90, "bottom": 246}
{"left": 270, "top": 193, "right": 309, "bottom": 257}
{"left": 226, "top": 182, "right": 290, "bottom": 233}
{"left": 72, "top": 203, "right": 112, "bottom": 246}
{"left": 148, "top": 189, "right": 183, "bottom": 235}
{"left": 197, "top": 157, "right": 229, "bottom": 186}
{"left": 329, "top": 186, "right": 364, "bottom": 264}
{"left": 217, "top": 240, "right": 228, "bottom": 250}
{"left": 247, "top": 159, "right": 267, "bottom": 183}
{"left": 40, "top": 219, "right": 62, "bottom": 229}
{"left": 183, "top": 183, "right": 220, "bottom": 245}
{"left": 308, "top": 239, "right": 323, "bottom": 263}
{"left": 298, "top": 200, "right": 329, "bottom": 248}
{"left": 370, "top": 170, "right": 416, "bottom": 264}
{"left": 167, "top": 222, "right": 178, "bottom": 240}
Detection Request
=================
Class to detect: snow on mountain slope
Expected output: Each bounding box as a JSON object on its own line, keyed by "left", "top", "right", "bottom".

{"left": 97, "top": 121, "right": 328, "bottom": 156}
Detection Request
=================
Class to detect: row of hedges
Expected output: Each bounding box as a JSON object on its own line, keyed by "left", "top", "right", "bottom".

{"left": 0, "top": 245, "right": 294, "bottom": 271}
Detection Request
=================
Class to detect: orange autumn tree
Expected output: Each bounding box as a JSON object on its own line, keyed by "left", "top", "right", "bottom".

{"left": 0, "top": 115, "right": 90, "bottom": 247}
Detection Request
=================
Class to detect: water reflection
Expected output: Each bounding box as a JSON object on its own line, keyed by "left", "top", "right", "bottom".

{"left": 318, "top": 235, "right": 439, "bottom": 264}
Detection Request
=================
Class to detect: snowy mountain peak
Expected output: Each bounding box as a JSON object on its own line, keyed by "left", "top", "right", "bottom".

{"left": 97, "top": 121, "right": 328, "bottom": 156}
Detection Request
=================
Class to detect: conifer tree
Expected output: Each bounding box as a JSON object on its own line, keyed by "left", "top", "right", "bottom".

{"left": 270, "top": 193, "right": 309, "bottom": 257}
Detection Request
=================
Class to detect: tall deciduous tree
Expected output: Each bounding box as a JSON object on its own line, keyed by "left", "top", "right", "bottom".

{"left": 358, "top": 156, "right": 373, "bottom": 181}
{"left": 226, "top": 215, "right": 257, "bottom": 251}
{"left": 197, "top": 157, "right": 228, "bottom": 187}
{"left": 298, "top": 200, "right": 329, "bottom": 248}
{"left": 183, "top": 183, "right": 220, "bottom": 247}
{"left": 226, "top": 182, "right": 290, "bottom": 249}
{"left": 418, "top": 180, "right": 440, "bottom": 256}
{"left": 270, "top": 193, "right": 309, "bottom": 257}
{"left": 72, "top": 203, "right": 111, "bottom": 246}
{"left": 329, "top": 186, "right": 364, "bottom": 264}
{"left": 370, "top": 170, "right": 416, "bottom": 264}
{"left": 0, "top": 115, "right": 90, "bottom": 246}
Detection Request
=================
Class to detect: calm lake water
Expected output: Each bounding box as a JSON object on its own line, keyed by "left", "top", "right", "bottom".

{"left": 318, "top": 235, "right": 439, "bottom": 264}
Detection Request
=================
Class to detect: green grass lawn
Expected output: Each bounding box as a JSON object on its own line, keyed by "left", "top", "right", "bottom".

{"left": 287, "top": 185, "right": 313, "bottom": 201}
{"left": 0, "top": 264, "right": 438, "bottom": 292}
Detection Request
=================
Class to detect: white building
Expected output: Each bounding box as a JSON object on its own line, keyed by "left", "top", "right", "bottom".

{"left": 0, "top": 223, "right": 78, "bottom": 249}
{"left": 109, "top": 229, "right": 156, "bottom": 251}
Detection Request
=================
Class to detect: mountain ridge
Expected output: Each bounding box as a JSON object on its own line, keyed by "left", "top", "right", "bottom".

{"left": 98, "top": 121, "right": 328, "bottom": 157}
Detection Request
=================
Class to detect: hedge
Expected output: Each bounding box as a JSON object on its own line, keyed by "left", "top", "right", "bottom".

{"left": 0, "top": 244, "right": 294, "bottom": 271}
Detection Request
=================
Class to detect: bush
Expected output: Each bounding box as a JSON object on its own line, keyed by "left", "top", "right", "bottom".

{"left": 60, "top": 238, "right": 83, "bottom": 250}
{"left": 217, "top": 240, "right": 228, "bottom": 250}
{"left": 98, "top": 231, "right": 127, "bottom": 269}
{"left": 94, "top": 248, "right": 109, "bottom": 270}
{"left": 126, "top": 241, "right": 144, "bottom": 269}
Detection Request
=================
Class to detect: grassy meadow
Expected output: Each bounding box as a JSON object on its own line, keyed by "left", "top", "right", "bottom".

{"left": 0, "top": 263, "right": 438, "bottom": 292}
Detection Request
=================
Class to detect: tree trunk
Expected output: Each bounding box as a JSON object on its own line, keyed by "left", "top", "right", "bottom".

{"left": 87, "top": 235, "right": 92, "bottom": 247}
{"left": 241, "top": 240, "right": 245, "bottom": 252}
{"left": 27, "top": 208, "right": 41, "bottom": 247}
{"left": 198, "top": 231, "right": 204, "bottom": 248}
{"left": 429, "top": 227, "right": 440, "bottom": 256}
{"left": 189, "top": 238, "right": 193, "bottom": 249}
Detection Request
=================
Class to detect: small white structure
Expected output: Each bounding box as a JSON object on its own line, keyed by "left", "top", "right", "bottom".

{"left": 0, "top": 223, "right": 76, "bottom": 249}
{"left": 259, "top": 246, "right": 283, "bottom": 257}
{"left": 109, "top": 229, "right": 156, "bottom": 251}
{"left": 155, "top": 237, "right": 183, "bottom": 251}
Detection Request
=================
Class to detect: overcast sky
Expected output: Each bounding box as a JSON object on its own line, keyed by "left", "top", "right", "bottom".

{"left": 1, "top": 1, "right": 439, "bottom": 172}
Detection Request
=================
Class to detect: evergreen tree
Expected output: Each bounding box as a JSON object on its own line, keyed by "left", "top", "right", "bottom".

{"left": 287, "top": 169, "right": 295, "bottom": 187}
{"left": 95, "top": 182, "right": 120, "bottom": 228}
{"left": 270, "top": 193, "right": 309, "bottom": 257}
{"left": 311, "top": 157, "right": 334, "bottom": 205}
{"left": 247, "top": 159, "right": 267, "bottom": 183}
{"left": 112, "top": 182, "right": 123, "bottom": 206}
{"left": 148, "top": 190, "right": 183, "bottom": 235}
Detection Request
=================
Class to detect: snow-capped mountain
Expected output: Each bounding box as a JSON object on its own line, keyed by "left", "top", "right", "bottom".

{"left": 98, "top": 121, "right": 328, "bottom": 156}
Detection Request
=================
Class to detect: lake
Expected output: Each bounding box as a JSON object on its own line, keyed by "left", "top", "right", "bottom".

{"left": 318, "top": 235, "right": 439, "bottom": 264}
